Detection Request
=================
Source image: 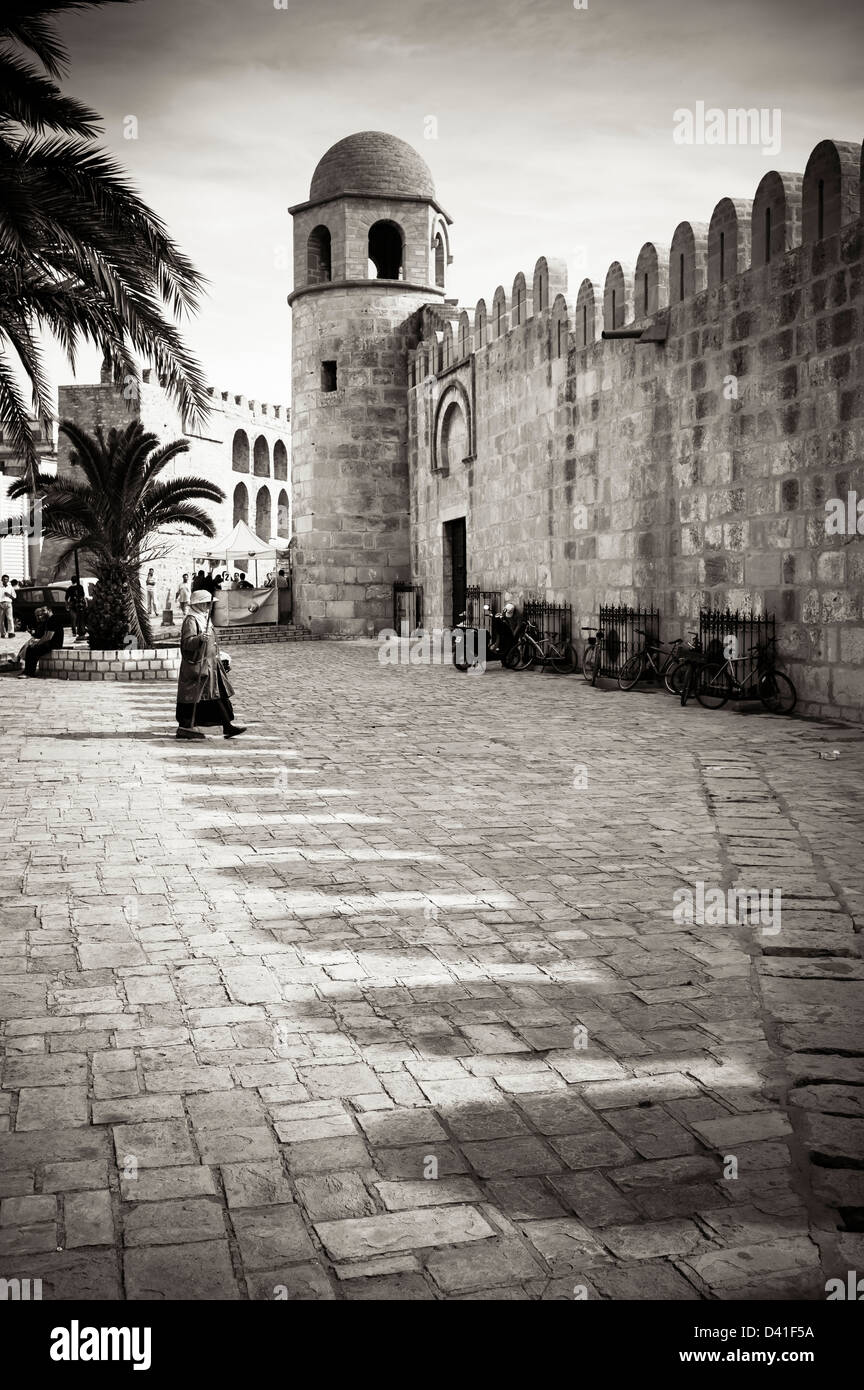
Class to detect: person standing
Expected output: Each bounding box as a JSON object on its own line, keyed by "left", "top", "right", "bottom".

{"left": 175, "top": 589, "right": 246, "bottom": 740}
{"left": 0, "top": 575, "right": 14, "bottom": 638}
{"left": 145, "top": 568, "right": 158, "bottom": 616}
{"left": 66, "top": 577, "right": 87, "bottom": 639}
{"left": 175, "top": 573, "right": 191, "bottom": 618}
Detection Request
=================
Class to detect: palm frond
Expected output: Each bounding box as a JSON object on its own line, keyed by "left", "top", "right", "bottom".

{"left": 0, "top": 2, "right": 137, "bottom": 79}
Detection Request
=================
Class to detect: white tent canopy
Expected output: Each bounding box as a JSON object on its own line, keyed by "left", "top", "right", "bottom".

{"left": 197, "top": 519, "right": 278, "bottom": 589}
{"left": 203, "top": 519, "right": 274, "bottom": 561}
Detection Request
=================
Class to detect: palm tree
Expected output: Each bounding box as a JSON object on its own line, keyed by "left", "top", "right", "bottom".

{"left": 9, "top": 419, "right": 225, "bottom": 648}
{"left": 0, "top": 0, "right": 210, "bottom": 484}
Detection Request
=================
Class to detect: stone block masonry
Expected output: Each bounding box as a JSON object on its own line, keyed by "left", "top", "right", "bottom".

{"left": 407, "top": 136, "right": 864, "bottom": 722}
{"left": 40, "top": 649, "right": 181, "bottom": 681}
{"left": 288, "top": 133, "right": 450, "bottom": 637}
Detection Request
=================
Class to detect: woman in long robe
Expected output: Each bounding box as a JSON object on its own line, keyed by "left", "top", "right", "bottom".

{"left": 175, "top": 590, "right": 245, "bottom": 739}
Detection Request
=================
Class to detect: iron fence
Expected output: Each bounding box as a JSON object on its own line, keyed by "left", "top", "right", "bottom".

{"left": 393, "top": 583, "right": 423, "bottom": 634}
{"left": 524, "top": 599, "right": 574, "bottom": 643}
{"left": 465, "top": 586, "right": 502, "bottom": 630}
{"left": 698, "top": 608, "right": 775, "bottom": 666}
{"left": 595, "top": 604, "right": 661, "bottom": 677}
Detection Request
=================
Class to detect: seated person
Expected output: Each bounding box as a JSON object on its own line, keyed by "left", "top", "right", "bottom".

{"left": 21, "top": 605, "right": 65, "bottom": 677}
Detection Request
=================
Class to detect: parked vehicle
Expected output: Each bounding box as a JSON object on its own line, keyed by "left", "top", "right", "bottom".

{"left": 483, "top": 605, "right": 519, "bottom": 666}
{"left": 505, "top": 616, "right": 578, "bottom": 673}
{"left": 581, "top": 624, "right": 605, "bottom": 684}
{"left": 452, "top": 612, "right": 484, "bottom": 672}
{"left": 12, "top": 578, "right": 97, "bottom": 631}
{"left": 692, "top": 634, "right": 797, "bottom": 714}
{"left": 617, "top": 629, "right": 688, "bottom": 693}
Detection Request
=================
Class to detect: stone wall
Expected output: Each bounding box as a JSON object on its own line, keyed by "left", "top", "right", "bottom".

{"left": 407, "top": 137, "right": 864, "bottom": 722}
{"left": 290, "top": 283, "right": 433, "bottom": 635}
{"left": 40, "top": 648, "right": 180, "bottom": 681}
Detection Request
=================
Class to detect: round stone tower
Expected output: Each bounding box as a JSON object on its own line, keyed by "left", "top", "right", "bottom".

{"left": 288, "top": 131, "right": 451, "bottom": 634}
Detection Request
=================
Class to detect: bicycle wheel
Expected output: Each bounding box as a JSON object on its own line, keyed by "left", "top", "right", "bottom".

{"left": 581, "top": 644, "right": 597, "bottom": 683}
{"left": 510, "top": 638, "right": 535, "bottom": 670}
{"left": 502, "top": 640, "right": 524, "bottom": 670}
{"left": 548, "top": 640, "right": 579, "bottom": 674}
{"left": 679, "top": 661, "right": 693, "bottom": 706}
{"left": 519, "top": 639, "right": 539, "bottom": 671}
{"left": 617, "top": 652, "right": 644, "bottom": 690}
{"left": 695, "top": 664, "right": 732, "bottom": 709}
{"left": 666, "top": 660, "right": 688, "bottom": 697}
{"left": 760, "top": 670, "right": 797, "bottom": 715}
{"left": 664, "top": 658, "right": 683, "bottom": 695}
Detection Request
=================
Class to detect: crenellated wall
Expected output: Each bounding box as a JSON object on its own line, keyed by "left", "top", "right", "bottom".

{"left": 407, "top": 137, "right": 864, "bottom": 722}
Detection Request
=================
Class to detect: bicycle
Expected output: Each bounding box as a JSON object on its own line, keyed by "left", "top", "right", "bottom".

{"left": 581, "top": 625, "right": 605, "bottom": 684}
{"left": 667, "top": 631, "right": 703, "bottom": 706}
{"left": 617, "top": 629, "right": 687, "bottom": 693}
{"left": 694, "top": 635, "right": 797, "bottom": 714}
{"left": 504, "top": 618, "right": 578, "bottom": 674}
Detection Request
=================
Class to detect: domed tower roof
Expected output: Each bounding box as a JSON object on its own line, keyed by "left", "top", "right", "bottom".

{"left": 310, "top": 131, "right": 436, "bottom": 202}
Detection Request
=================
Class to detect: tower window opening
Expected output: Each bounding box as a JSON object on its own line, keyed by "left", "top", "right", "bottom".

{"left": 611, "top": 288, "right": 617, "bottom": 327}
{"left": 307, "top": 225, "right": 332, "bottom": 284}
{"left": 321, "top": 361, "right": 338, "bottom": 393}
{"left": 368, "top": 220, "right": 404, "bottom": 280}
{"left": 582, "top": 304, "right": 587, "bottom": 345}
{"left": 679, "top": 254, "right": 684, "bottom": 301}
{"left": 817, "top": 179, "right": 825, "bottom": 240}
{"left": 643, "top": 272, "right": 649, "bottom": 315}
{"left": 433, "top": 233, "right": 445, "bottom": 288}
{"left": 556, "top": 318, "right": 565, "bottom": 357}
{"left": 719, "top": 230, "right": 725, "bottom": 282}
{"left": 765, "top": 207, "right": 772, "bottom": 264}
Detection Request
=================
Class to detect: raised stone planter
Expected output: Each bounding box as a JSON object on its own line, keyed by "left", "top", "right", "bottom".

{"left": 40, "top": 648, "right": 181, "bottom": 681}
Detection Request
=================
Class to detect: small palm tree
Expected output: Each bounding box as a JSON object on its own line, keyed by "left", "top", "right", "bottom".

{"left": 9, "top": 420, "right": 225, "bottom": 648}
{"left": 0, "top": 0, "right": 210, "bottom": 483}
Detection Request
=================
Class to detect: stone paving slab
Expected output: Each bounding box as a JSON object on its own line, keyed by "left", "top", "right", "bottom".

{"left": 1, "top": 644, "right": 863, "bottom": 1299}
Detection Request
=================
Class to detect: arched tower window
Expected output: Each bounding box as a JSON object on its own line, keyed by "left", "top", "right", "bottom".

{"left": 439, "top": 400, "right": 469, "bottom": 472}
{"left": 273, "top": 439, "right": 288, "bottom": 481}
{"left": 433, "top": 233, "right": 445, "bottom": 288}
{"left": 255, "top": 487, "right": 272, "bottom": 541}
{"left": 253, "top": 435, "right": 270, "bottom": 477}
{"left": 277, "top": 489, "right": 290, "bottom": 539}
{"left": 233, "top": 481, "right": 248, "bottom": 527}
{"left": 232, "top": 429, "right": 249, "bottom": 474}
{"left": 307, "top": 225, "right": 332, "bottom": 285}
{"left": 368, "top": 220, "right": 404, "bottom": 279}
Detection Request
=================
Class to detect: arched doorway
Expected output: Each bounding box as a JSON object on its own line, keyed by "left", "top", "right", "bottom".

{"left": 232, "top": 429, "right": 249, "bottom": 473}
{"left": 232, "top": 481, "right": 248, "bottom": 527}
{"left": 253, "top": 436, "right": 270, "bottom": 477}
{"left": 255, "top": 487, "right": 272, "bottom": 541}
{"left": 277, "top": 489, "right": 290, "bottom": 539}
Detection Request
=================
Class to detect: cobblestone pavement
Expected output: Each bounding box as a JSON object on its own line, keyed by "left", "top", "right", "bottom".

{"left": 1, "top": 644, "right": 863, "bottom": 1301}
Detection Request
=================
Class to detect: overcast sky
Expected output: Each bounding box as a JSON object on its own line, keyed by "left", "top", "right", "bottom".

{"left": 47, "top": 0, "right": 863, "bottom": 408}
